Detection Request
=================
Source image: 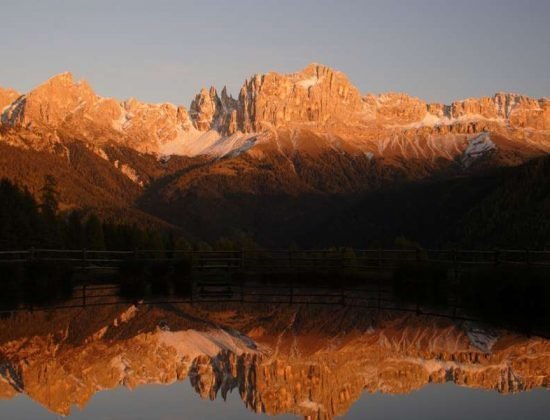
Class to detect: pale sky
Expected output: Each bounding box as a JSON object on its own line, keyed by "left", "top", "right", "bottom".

{"left": 1, "top": 0, "right": 549, "bottom": 106}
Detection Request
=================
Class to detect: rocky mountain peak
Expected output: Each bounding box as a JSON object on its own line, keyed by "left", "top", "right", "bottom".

{"left": 234, "top": 62, "right": 364, "bottom": 133}
{"left": 301, "top": 61, "right": 340, "bottom": 78}
{"left": 0, "top": 87, "right": 20, "bottom": 112}
{"left": 0, "top": 73, "right": 199, "bottom": 155}
{"left": 1, "top": 72, "right": 97, "bottom": 129}
{"left": 30, "top": 72, "right": 95, "bottom": 104}
{"left": 220, "top": 86, "right": 230, "bottom": 101}
{"left": 189, "top": 84, "right": 241, "bottom": 134}
{"left": 190, "top": 86, "right": 222, "bottom": 131}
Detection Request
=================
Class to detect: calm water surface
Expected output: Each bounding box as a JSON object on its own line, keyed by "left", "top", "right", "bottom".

{"left": 2, "top": 381, "right": 548, "bottom": 419}
{"left": 0, "top": 297, "right": 548, "bottom": 419}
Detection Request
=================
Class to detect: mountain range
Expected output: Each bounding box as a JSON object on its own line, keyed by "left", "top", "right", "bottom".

{"left": 1, "top": 64, "right": 549, "bottom": 247}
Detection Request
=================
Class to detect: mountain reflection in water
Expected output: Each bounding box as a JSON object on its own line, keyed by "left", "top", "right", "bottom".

{"left": 0, "top": 300, "right": 548, "bottom": 419}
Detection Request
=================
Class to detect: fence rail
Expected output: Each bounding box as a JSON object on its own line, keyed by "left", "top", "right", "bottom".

{"left": 0, "top": 248, "right": 549, "bottom": 271}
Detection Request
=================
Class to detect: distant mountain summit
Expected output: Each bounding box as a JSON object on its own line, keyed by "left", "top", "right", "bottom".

{"left": 1, "top": 63, "right": 548, "bottom": 160}
{"left": 0, "top": 64, "right": 549, "bottom": 246}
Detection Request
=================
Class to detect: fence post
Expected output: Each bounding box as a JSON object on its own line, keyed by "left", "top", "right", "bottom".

{"left": 494, "top": 248, "right": 499, "bottom": 266}
{"left": 29, "top": 247, "right": 35, "bottom": 262}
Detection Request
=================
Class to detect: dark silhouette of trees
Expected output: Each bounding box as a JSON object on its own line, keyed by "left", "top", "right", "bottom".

{"left": 40, "top": 174, "right": 59, "bottom": 218}
{"left": 66, "top": 212, "right": 85, "bottom": 249}
{"left": 84, "top": 214, "right": 106, "bottom": 250}
{"left": 0, "top": 179, "right": 40, "bottom": 248}
{"left": 0, "top": 177, "right": 212, "bottom": 252}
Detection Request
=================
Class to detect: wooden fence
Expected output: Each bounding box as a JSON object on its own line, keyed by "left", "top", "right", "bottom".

{"left": 0, "top": 248, "right": 549, "bottom": 271}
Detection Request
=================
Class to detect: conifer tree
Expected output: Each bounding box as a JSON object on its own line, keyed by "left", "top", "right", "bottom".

{"left": 40, "top": 175, "right": 59, "bottom": 218}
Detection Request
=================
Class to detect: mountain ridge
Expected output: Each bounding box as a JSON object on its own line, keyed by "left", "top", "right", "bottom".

{"left": 1, "top": 64, "right": 548, "bottom": 160}
{"left": 0, "top": 64, "right": 549, "bottom": 247}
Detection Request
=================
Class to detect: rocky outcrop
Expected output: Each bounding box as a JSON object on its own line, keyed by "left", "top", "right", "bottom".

{"left": 190, "top": 87, "right": 223, "bottom": 131}
{"left": 1, "top": 72, "right": 96, "bottom": 129}
{"left": 448, "top": 93, "right": 546, "bottom": 124}
{"left": 367, "top": 92, "right": 429, "bottom": 124}
{"left": 235, "top": 63, "right": 365, "bottom": 132}
{"left": 189, "top": 86, "right": 238, "bottom": 134}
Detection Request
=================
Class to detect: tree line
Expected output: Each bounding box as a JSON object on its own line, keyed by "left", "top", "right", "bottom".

{"left": 0, "top": 176, "right": 257, "bottom": 252}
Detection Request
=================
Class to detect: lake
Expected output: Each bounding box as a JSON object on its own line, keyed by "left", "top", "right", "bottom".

{"left": 0, "top": 298, "right": 548, "bottom": 419}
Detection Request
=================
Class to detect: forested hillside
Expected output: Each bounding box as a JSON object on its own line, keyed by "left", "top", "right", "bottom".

{"left": 312, "top": 156, "right": 550, "bottom": 249}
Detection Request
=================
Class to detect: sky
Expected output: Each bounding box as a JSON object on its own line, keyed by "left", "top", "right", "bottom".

{"left": 1, "top": 0, "right": 549, "bottom": 106}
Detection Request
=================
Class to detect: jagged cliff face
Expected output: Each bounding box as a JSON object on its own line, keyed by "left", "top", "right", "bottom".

{"left": 1, "top": 64, "right": 548, "bottom": 161}
{"left": 235, "top": 63, "right": 365, "bottom": 132}
{"left": 0, "top": 304, "right": 548, "bottom": 419}
{"left": 190, "top": 86, "right": 239, "bottom": 134}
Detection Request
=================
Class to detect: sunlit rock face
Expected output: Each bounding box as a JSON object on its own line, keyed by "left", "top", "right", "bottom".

{"left": 0, "top": 88, "right": 20, "bottom": 113}
{"left": 0, "top": 73, "right": 196, "bottom": 155}
{"left": 1, "top": 64, "right": 548, "bottom": 162}
{"left": 0, "top": 303, "right": 548, "bottom": 419}
{"left": 235, "top": 63, "right": 365, "bottom": 132}
{"left": 190, "top": 86, "right": 239, "bottom": 134}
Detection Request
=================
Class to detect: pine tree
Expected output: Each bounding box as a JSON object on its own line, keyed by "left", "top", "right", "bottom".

{"left": 40, "top": 175, "right": 59, "bottom": 218}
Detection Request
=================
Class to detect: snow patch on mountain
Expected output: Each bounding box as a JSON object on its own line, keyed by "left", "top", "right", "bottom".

{"left": 161, "top": 127, "right": 220, "bottom": 156}
{"left": 397, "top": 113, "right": 507, "bottom": 129}
{"left": 460, "top": 132, "right": 496, "bottom": 167}
{"left": 464, "top": 323, "right": 500, "bottom": 353}
{"left": 207, "top": 133, "right": 258, "bottom": 158}
{"left": 159, "top": 128, "right": 259, "bottom": 158}
{"left": 297, "top": 76, "right": 321, "bottom": 89}
{"left": 1, "top": 96, "right": 26, "bottom": 126}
